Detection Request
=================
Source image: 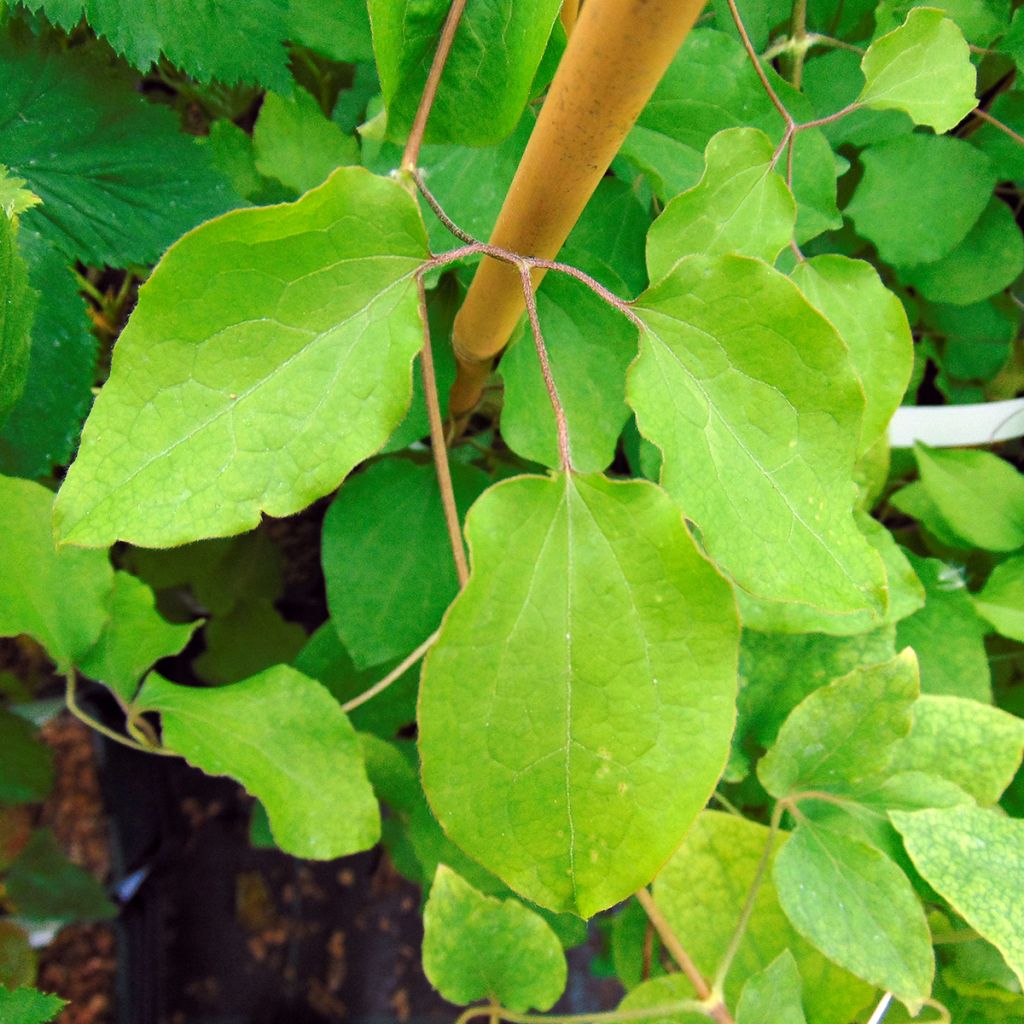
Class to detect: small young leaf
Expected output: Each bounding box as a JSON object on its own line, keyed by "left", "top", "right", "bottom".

{"left": 370, "top": 0, "right": 562, "bottom": 146}
{"left": 136, "top": 666, "right": 380, "bottom": 860}
{"left": 322, "top": 458, "right": 489, "bottom": 669}
{"left": 0, "top": 986, "right": 66, "bottom": 1024}
{"left": 78, "top": 571, "right": 197, "bottom": 705}
{"left": 0, "top": 28, "right": 237, "bottom": 267}
{"left": 0, "top": 215, "right": 35, "bottom": 426}
{"left": 790, "top": 256, "right": 912, "bottom": 456}
{"left": 422, "top": 865, "right": 567, "bottom": 1012}
{"left": 0, "top": 475, "right": 112, "bottom": 669}
{"left": 629, "top": 254, "right": 887, "bottom": 625}
{"left": 846, "top": 135, "right": 995, "bottom": 267}
{"left": 890, "top": 695, "right": 1024, "bottom": 805}
{"left": 654, "top": 811, "right": 872, "bottom": 1024}
{"left": 892, "top": 805, "right": 1024, "bottom": 988}
{"left": 912, "top": 444, "right": 1024, "bottom": 553}
{"left": 974, "top": 555, "right": 1024, "bottom": 642}
{"left": 773, "top": 822, "right": 934, "bottom": 1006}
{"left": 5, "top": 829, "right": 116, "bottom": 923}
{"left": 0, "top": 165, "right": 41, "bottom": 219}
{"left": 0, "top": 710, "right": 54, "bottom": 805}
{"left": 736, "top": 950, "right": 807, "bottom": 1024}
{"left": 646, "top": 127, "right": 796, "bottom": 277}
{"left": 253, "top": 90, "right": 360, "bottom": 195}
{"left": 896, "top": 554, "right": 991, "bottom": 701}
{"left": 759, "top": 651, "right": 919, "bottom": 800}
{"left": 859, "top": 9, "right": 976, "bottom": 133}
{"left": 55, "top": 168, "right": 430, "bottom": 549}
{"left": 419, "top": 474, "right": 739, "bottom": 917}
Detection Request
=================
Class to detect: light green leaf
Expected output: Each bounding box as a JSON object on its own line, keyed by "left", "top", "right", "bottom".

{"left": 0, "top": 986, "right": 66, "bottom": 1024}
{"left": 859, "top": 9, "right": 976, "bottom": 133}
{"left": 419, "top": 474, "right": 739, "bottom": 917}
{"left": 846, "top": 135, "right": 995, "bottom": 267}
{"left": 737, "top": 625, "right": 898, "bottom": 749}
{"left": 890, "top": 695, "right": 1024, "bottom": 805}
{"left": 20, "top": 0, "right": 294, "bottom": 89}
{"left": 322, "top": 457, "right": 489, "bottom": 669}
{"left": 875, "top": 0, "right": 1009, "bottom": 47}
{"left": 892, "top": 805, "right": 1024, "bottom": 988}
{"left": 369, "top": 0, "right": 561, "bottom": 146}
{"left": 791, "top": 256, "right": 912, "bottom": 455}
{"left": 629, "top": 254, "right": 887, "bottom": 625}
{"left": 759, "top": 651, "right": 919, "bottom": 799}
{"left": 0, "top": 475, "right": 112, "bottom": 669}
{"left": 290, "top": 0, "right": 374, "bottom": 62}
{"left": 422, "top": 865, "right": 567, "bottom": 1012}
{"left": 0, "top": 165, "right": 41, "bottom": 219}
{"left": 889, "top": 481, "right": 969, "bottom": 549}
{"left": 54, "top": 167, "right": 430, "bottom": 549}
{"left": 77, "top": 571, "right": 197, "bottom": 704}
{"left": 0, "top": 215, "right": 35, "bottom": 426}
{"left": 254, "top": 89, "right": 360, "bottom": 195}
{"left": 5, "top": 828, "right": 116, "bottom": 923}
{"left": 137, "top": 666, "right": 379, "bottom": 859}
{"left": 646, "top": 128, "right": 796, "bottom": 277}
{"left": 0, "top": 227, "right": 97, "bottom": 479}
{"left": 898, "top": 198, "right": 1024, "bottom": 307}
{"left": 617, "top": 127, "right": 704, "bottom": 204}
{"left": 501, "top": 273, "right": 636, "bottom": 473}
{"left": 617, "top": 975, "right": 706, "bottom": 1024}
{"left": 774, "top": 822, "right": 933, "bottom": 1006}
{"left": 975, "top": 555, "right": 1024, "bottom": 641}
{"left": 736, "top": 951, "right": 807, "bottom": 1024}
{"left": 654, "top": 811, "right": 873, "bottom": 1024}
{"left": 913, "top": 443, "right": 1024, "bottom": 553}
{"left": 896, "top": 554, "right": 991, "bottom": 701}
{"left": 0, "top": 709, "right": 53, "bottom": 804}
{"left": 0, "top": 28, "right": 237, "bottom": 267}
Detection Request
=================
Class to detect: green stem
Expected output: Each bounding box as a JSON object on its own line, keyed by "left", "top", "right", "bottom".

{"left": 65, "top": 672, "right": 155, "bottom": 755}
{"left": 341, "top": 629, "right": 440, "bottom": 713}
{"left": 789, "top": 0, "right": 809, "bottom": 90}
{"left": 452, "top": 1000, "right": 714, "bottom": 1024}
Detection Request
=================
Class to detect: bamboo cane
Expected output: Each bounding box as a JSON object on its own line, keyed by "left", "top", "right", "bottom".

{"left": 448, "top": 0, "right": 707, "bottom": 419}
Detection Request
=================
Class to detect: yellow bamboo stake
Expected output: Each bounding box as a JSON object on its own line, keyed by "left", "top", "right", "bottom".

{"left": 560, "top": 0, "right": 580, "bottom": 37}
{"left": 448, "top": 0, "right": 706, "bottom": 419}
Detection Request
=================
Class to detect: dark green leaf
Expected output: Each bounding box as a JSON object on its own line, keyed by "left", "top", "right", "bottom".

{"left": 0, "top": 709, "right": 53, "bottom": 804}
{"left": 0, "top": 216, "right": 35, "bottom": 425}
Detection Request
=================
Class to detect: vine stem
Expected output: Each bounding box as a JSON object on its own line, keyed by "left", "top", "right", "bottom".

{"left": 973, "top": 106, "right": 1024, "bottom": 147}
{"left": 634, "top": 888, "right": 735, "bottom": 1024}
{"left": 341, "top": 630, "right": 441, "bottom": 713}
{"left": 416, "top": 275, "right": 469, "bottom": 587}
{"left": 65, "top": 672, "right": 168, "bottom": 756}
{"left": 789, "top": 0, "right": 809, "bottom": 90}
{"left": 401, "top": 0, "right": 470, "bottom": 172}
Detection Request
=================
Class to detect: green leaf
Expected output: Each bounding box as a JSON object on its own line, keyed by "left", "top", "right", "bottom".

{"left": 0, "top": 920, "right": 35, "bottom": 989}
{"left": 898, "top": 198, "right": 1024, "bottom": 307}
{"left": 501, "top": 273, "right": 636, "bottom": 474}
{"left": 913, "top": 443, "right": 1024, "bottom": 552}
{"left": 419, "top": 473, "right": 739, "bottom": 917}
{"left": 5, "top": 828, "right": 116, "bottom": 923}
{"left": 846, "top": 135, "right": 995, "bottom": 267}
{"left": 875, "top": 0, "right": 1009, "bottom": 47}
{"left": 738, "top": 625, "right": 898, "bottom": 749}
{"left": 136, "top": 666, "right": 379, "bottom": 860}
{"left": 422, "top": 865, "right": 567, "bottom": 1012}
{"left": 289, "top": 0, "right": 374, "bottom": 63}
{"left": 896, "top": 554, "right": 991, "bottom": 701}
{"left": 0, "top": 227, "right": 97, "bottom": 479}
{"left": 791, "top": 256, "right": 913, "bottom": 455}
{"left": 77, "top": 571, "right": 197, "bottom": 704}
{"left": 0, "top": 986, "right": 66, "bottom": 1024}
{"left": 0, "top": 709, "right": 53, "bottom": 804}
{"left": 617, "top": 975, "right": 706, "bottom": 1024}
{"left": 736, "top": 951, "right": 807, "bottom": 1024}
{"left": 253, "top": 89, "right": 360, "bottom": 195}
{"left": 892, "top": 805, "right": 1024, "bottom": 988}
{"left": 890, "top": 695, "right": 1024, "bottom": 804}
{"left": 21, "top": 0, "right": 295, "bottom": 89}
{"left": 859, "top": 9, "right": 976, "bottom": 133}
{"left": 759, "top": 651, "right": 919, "bottom": 799}
{"left": 0, "top": 215, "right": 36, "bottom": 425}
{"left": 0, "top": 165, "right": 41, "bottom": 219}
{"left": 369, "top": 0, "right": 562, "bottom": 146}
{"left": 773, "top": 821, "right": 933, "bottom": 1005}
{"left": 0, "top": 28, "right": 238, "bottom": 266}
{"left": 0, "top": 475, "right": 112, "bottom": 669}
{"left": 975, "top": 555, "right": 1024, "bottom": 641}
{"left": 322, "top": 458, "right": 489, "bottom": 669}
{"left": 54, "top": 167, "right": 430, "bottom": 549}
{"left": 629, "top": 254, "right": 887, "bottom": 625}
{"left": 888, "top": 481, "right": 965, "bottom": 549}
{"left": 968, "top": 91, "right": 1024, "bottom": 184}
{"left": 654, "top": 811, "right": 872, "bottom": 1024}
{"left": 646, "top": 128, "right": 796, "bottom": 277}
